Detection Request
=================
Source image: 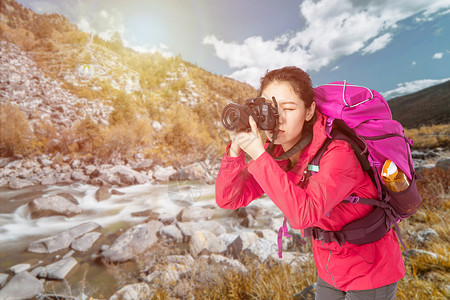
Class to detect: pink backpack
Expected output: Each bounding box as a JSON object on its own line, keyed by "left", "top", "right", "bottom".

{"left": 278, "top": 81, "right": 422, "bottom": 258}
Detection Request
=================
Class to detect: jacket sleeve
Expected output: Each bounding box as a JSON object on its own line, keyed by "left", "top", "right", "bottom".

{"left": 215, "top": 144, "right": 265, "bottom": 209}
{"left": 247, "top": 140, "right": 360, "bottom": 229}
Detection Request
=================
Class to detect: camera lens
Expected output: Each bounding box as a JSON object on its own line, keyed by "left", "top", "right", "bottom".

{"left": 221, "top": 104, "right": 241, "bottom": 131}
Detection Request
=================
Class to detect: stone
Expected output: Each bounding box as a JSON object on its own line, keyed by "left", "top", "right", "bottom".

{"left": 110, "top": 283, "right": 152, "bottom": 300}
{"left": 436, "top": 158, "right": 450, "bottom": 170}
{"left": 209, "top": 254, "right": 248, "bottom": 274}
{"left": 101, "top": 221, "right": 163, "bottom": 262}
{"left": 153, "top": 165, "right": 177, "bottom": 182}
{"left": 36, "top": 257, "right": 78, "bottom": 280}
{"left": 0, "top": 272, "right": 44, "bottom": 300}
{"left": 177, "top": 206, "right": 216, "bottom": 222}
{"left": 176, "top": 221, "right": 226, "bottom": 238}
{"left": 0, "top": 273, "right": 8, "bottom": 287}
{"left": 227, "top": 231, "right": 259, "bottom": 258}
{"left": 71, "top": 231, "right": 102, "bottom": 252}
{"left": 28, "top": 222, "right": 100, "bottom": 253}
{"left": 28, "top": 195, "right": 82, "bottom": 218}
{"left": 8, "top": 177, "right": 34, "bottom": 190}
{"left": 95, "top": 185, "right": 111, "bottom": 201}
{"left": 10, "top": 263, "right": 31, "bottom": 274}
{"left": 243, "top": 238, "right": 278, "bottom": 262}
{"left": 71, "top": 170, "right": 90, "bottom": 181}
{"left": 190, "top": 230, "right": 217, "bottom": 256}
{"left": 160, "top": 225, "right": 183, "bottom": 243}
{"left": 415, "top": 228, "right": 439, "bottom": 244}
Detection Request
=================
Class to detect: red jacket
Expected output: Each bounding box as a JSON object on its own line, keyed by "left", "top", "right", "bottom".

{"left": 215, "top": 111, "right": 405, "bottom": 291}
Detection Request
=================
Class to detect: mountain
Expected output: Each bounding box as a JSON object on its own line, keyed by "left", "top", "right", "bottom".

{"left": 0, "top": 0, "right": 256, "bottom": 166}
{"left": 388, "top": 80, "right": 450, "bottom": 129}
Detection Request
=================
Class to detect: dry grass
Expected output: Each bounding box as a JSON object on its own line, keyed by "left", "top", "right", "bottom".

{"left": 405, "top": 124, "right": 450, "bottom": 149}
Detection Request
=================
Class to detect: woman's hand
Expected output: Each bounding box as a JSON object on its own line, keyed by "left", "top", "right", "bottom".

{"left": 228, "top": 116, "right": 265, "bottom": 160}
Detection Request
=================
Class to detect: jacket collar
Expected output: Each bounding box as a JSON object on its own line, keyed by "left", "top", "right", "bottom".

{"left": 272, "top": 111, "right": 328, "bottom": 183}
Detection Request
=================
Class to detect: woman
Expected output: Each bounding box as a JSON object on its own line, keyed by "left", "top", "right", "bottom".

{"left": 215, "top": 66, "right": 404, "bottom": 299}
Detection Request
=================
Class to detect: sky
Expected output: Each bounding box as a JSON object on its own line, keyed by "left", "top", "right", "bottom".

{"left": 16, "top": 0, "right": 450, "bottom": 99}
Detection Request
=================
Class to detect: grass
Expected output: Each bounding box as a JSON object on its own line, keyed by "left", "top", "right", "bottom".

{"left": 113, "top": 166, "right": 447, "bottom": 300}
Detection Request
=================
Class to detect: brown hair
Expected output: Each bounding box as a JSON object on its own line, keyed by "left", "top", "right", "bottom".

{"left": 258, "top": 66, "right": 315, "bottom": 108}
{"left": 258, "top": 66, "right": 316, "bottom": 130}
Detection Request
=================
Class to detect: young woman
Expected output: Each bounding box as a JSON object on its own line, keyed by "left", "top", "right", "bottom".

{"left": 215, "top": 66, "right": 404, "bottom": 299}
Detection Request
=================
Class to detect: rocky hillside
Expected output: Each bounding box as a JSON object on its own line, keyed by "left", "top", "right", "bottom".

{"left": 388, "top": 80, "right": 450, "bottom": 129}
{"left": 0, "top": 0, "right": 256, "bottom": 166}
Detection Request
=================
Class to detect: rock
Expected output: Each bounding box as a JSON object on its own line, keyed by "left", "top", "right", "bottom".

{"left": 209, "top": 254, "right": 248, "bottom": 274}
{"left": 240, "top": 214, "right": 256, "bottom": 227}
{"left": 177, "top": 206, "right": 216, "bottom": 222}
{"left": 436, "top": 158, "right": 450, "bottom": 170}
{"left": 227, "top": 231, "right": 259, "bottom": 258}
{"left": 0, "top": 272, "right": 44, "bottom": 300}
{"left": 190, "top": 230, "right": 217, "bottom": 256}
{"left": 35, "top": 257, "right": 78, "bottom": 280}
{"left": 109, "top": 283, "right": 152, "bottom": 300}
{"left": 71, "top": 231, "right": 101, "bottom": 252}
{"left": 131, "top": 159, "right": 153, "bottom": 171}
{"left": 41, "top": 174, "right": 58, "bottom": 185}
{"left": 10, "top": 264, "right": 31, "bottom": 274}
{"left": 207, "top": 233, "right": 239, "bottom": 254}
{"left": 170, "top": 162, "right": 214, "bottom": 183}
{"left": 28, "top": 222, "right": 100, "bottom": 253}
{"left": 99, "top": 165, "right": 149, "bottom": 186}
{"left": 101, "top": 221, "right": 163, "bottom": 263}
{"left": 243, "top": 238, "right": 278, "bottom": 262}
{"left": 28, "top": 231, "right": 73, "bottom": 253}
{"left": 84, "top": 164, "right": 97, "bottom": 175}
{"left": 158, "top": 212, "right": 176, "bottom": 225}
{"left": 95, "top": 185, "right": 111, "bottom": 201}
{"left": 269, "top": 252, "right": 313, "bottom": 269}
{"left": 8, "top": 177, "right": 34, "bottom": 190}
{"left": 71, "top": 170, "right": 90, "bottom": 181}
{"left": 153, "top": 165, "right": 177, "bottom": 182}
{"left": 160, "top": 225, "right": 183, "bottom": 243}
{"left": 415, "top": 228, "right": 439, "bottom": 244}
{"left": 28, "top": 195, "right": 82, "bottom": 218}
{"left": 131, "top": 209, "right": 159, "bottom": 219}
{"left": 0, "top": 273, "right": 8, "bottom": 287}
{"left": 177, "top": 221, "right": 226, "bottom": 238}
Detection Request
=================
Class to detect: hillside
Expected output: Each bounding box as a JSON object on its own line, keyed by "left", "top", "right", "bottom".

{"left": 388, "top": 80, "right": 450, "bottom": 129}
{"left": 0, "top": 0, "right": 256, "bottom": 166}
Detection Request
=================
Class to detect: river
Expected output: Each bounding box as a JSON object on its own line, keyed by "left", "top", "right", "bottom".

{"left": 0, "top": 180, "right": 277, "bottom": 296}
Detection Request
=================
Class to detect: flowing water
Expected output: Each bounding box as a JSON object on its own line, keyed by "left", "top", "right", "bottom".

{"left": 0, "top": 180, "right": 277, "bottom": 297}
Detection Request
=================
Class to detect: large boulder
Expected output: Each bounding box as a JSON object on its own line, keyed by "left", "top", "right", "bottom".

{"left": 101, "top": 221, "right": 163, "bottom": 263}
{"left": 0, "top": 272, "right": 44, "bottom": 300}
{"left": 28, "top": 195, "right": 82, "bottom": 218}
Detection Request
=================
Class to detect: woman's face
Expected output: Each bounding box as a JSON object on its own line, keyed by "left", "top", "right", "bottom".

{"left": 262, "top": 81, "right": 315, "bottom": 151}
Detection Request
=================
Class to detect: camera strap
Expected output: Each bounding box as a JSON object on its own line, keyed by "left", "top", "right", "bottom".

{"left": 272, "top": 130, "right": 313, "bottom": 161}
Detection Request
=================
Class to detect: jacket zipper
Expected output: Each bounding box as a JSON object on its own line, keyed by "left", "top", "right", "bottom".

{"left": 323, "top": 241, "right": 338, "bottom": 289}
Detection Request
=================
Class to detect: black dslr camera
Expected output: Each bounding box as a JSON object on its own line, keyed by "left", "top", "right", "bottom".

{"left": 221, "top": 97, "right": 279, "bottom": 132}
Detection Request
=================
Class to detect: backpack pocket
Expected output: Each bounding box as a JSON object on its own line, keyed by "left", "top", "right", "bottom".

{"left": 385, "top": 174, "right": 422, "bottom": 219}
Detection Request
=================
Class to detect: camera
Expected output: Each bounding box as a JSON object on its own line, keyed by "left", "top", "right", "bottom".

{"left": 221, "top": 97, "right": 279, "bottom": 132}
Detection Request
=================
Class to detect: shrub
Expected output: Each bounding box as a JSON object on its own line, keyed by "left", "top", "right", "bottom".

{"left": 0, "top": 103, "right": 33, "bottom": 156}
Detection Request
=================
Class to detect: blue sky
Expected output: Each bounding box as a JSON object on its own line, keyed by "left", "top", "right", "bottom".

{"left": 17, "top": 0, "right": 450, "bottom": 99}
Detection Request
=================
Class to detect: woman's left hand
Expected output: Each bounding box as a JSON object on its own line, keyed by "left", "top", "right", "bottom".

{"left": 232, "top": 116, "right": 265, "bottom": 160}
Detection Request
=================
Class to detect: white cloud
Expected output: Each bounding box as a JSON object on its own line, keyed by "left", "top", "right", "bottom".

{"left": 382, "top": 77, "right": 450, "bottom": 99}
{"left": 411, "top": 61, "right": 417, "bottom": 66}
{"left": 362, "top": 33, "right": 393, "bottom": 55}
{"left": 432, "top": 52, "right": 444, "bottom": 59}
{"left": 204, "top": 0, "right": 450, "bottom": 87}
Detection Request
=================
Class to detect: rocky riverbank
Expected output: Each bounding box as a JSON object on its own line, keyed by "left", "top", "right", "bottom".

{"left": 0, "top": 149, "right": 448, "bottom": 299}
